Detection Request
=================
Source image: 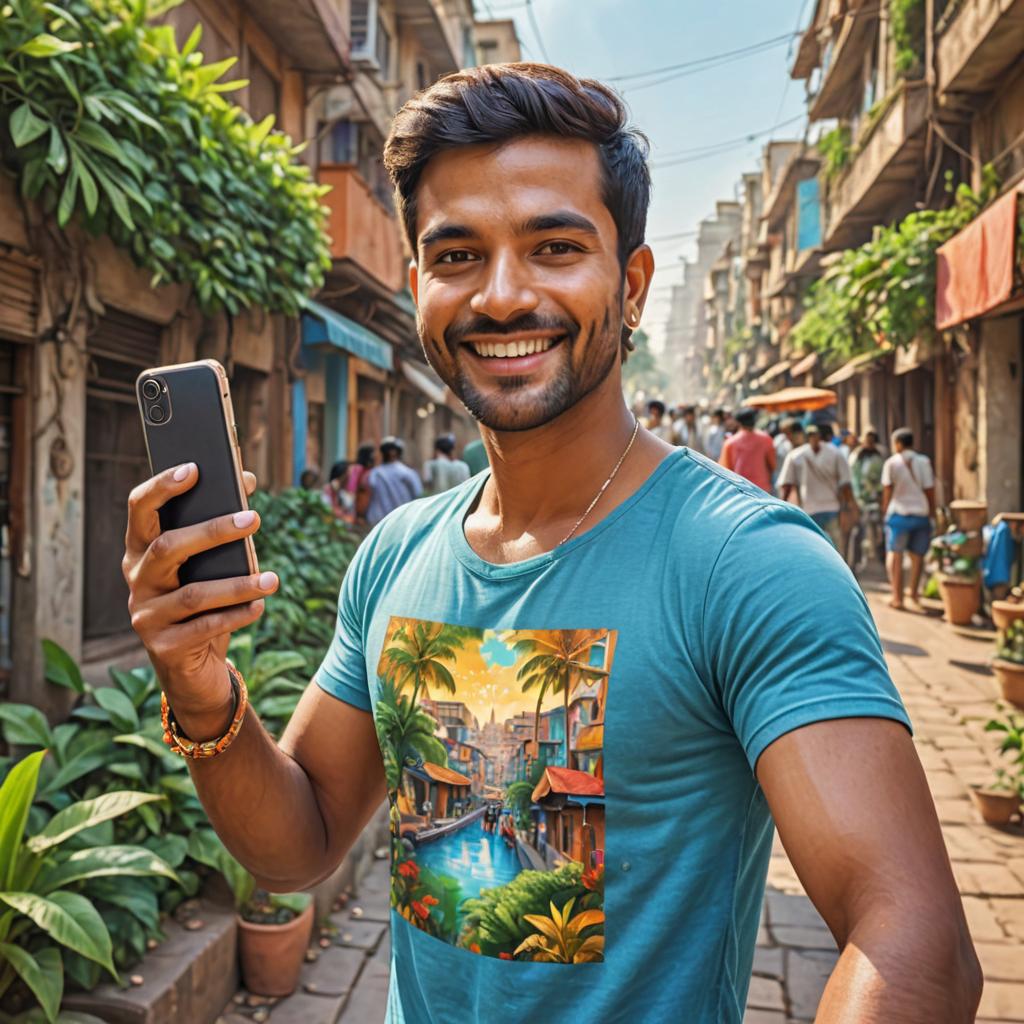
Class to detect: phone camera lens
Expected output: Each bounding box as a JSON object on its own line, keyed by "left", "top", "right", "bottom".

{"left": 142, "top": 379, "right": 160, "bottom": 400}
{"left": 149, "top": 405, "right": 166, "bottom": 424}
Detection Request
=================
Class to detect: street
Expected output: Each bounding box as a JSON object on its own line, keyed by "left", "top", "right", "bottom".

{"left": 216, "top": 575, "right": 1024, "bottom": 1024}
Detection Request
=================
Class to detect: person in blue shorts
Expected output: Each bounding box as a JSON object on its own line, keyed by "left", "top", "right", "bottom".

{"left": 882, "top": 427, "right": 937, "bottom": 610}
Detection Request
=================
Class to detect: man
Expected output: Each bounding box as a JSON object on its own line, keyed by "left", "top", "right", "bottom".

{"left": 773, "top": 418, "right": 803, "bottom": 465}
{"left": 882, "top": 427, "right": 936, "bottom": 611}
{"left": 122, "top": 65, "right": 979, "bottom": 1023}
{"left": 719, "top": 406, "right": 776, "bottom": 493}
{"left": 360, "top": 436, "right": 423, "bottom": 526}
{"left": 671, "top": 404, "right": 704, "bottom": 453}
{"left": 460, "top": 435, "right": 489, "bottom": 476}
{"left": 778, "top": 423, "right": 857, "bottom": 555}
{"left": 321, "top": 460, "right": 354, "bottom": 522}
{"left": 645, "top": 398, "right": 673, "bottom": 442}
{"left": 849, "top": 430, "right": 886, "bottom": 571}
{"left": 704, "top": 407, "right": 728, "bottom": 461}
{"left": 422, "top": 433, "right": 471, "bottom": 495}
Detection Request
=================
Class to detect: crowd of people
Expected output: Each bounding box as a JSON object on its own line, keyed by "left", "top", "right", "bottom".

{"left": 643, "top": 399, "right": 936, "bottom": 611}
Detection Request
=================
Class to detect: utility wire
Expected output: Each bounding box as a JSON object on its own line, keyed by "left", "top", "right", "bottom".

{"left": 524, "top": 0, "right": 551, "bottom": 63}
{"left": 649, "top": 113, "right": 805, "bottom": 169}
{"left": 772, "top": 0, "right": 814, "bottom": 130}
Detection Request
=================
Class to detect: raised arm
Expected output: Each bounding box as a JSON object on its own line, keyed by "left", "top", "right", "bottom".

{"left": 757, "top": 718, "right": 982, "bottom": 1023}
{"left": 123, "top": 465, "right": 385, "bottom": 891}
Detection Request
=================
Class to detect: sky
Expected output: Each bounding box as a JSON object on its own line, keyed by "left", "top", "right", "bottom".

{"left": 474, "top": 0, "right": 813, "bottom": 353}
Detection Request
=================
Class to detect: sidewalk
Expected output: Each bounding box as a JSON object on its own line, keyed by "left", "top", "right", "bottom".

{"left": 220, "top": 579, "right": 1024, "bottom": 1024}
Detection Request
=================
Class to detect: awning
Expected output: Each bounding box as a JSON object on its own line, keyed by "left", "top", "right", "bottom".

{"left": 789, "top": 352, "right": 819, "bottom": 377}
{"left": 406, "top": 761, "right": 471, "bottom": 787}
{"left": 574, "top": 724, "right": 604, "bottom": 752}
{"left": 745, "top": 386, "right": 837, "bottom": 412}
{"left": 401, "top": 359, "right": 447, "bottom": 405}
{"left": 301, "top": 298, "right": 393, "bottom": 371}
{"left": 936, "top": 187, "right": 1022, "bottom": 330}
{"left": 757, "top": 360, "right": 792, "bottom": 388}
{"left": 893, "top": 338, "right": 929, "bottom": 376}
{"left": 822, "top": 350, "right": 883, "bottom": 386}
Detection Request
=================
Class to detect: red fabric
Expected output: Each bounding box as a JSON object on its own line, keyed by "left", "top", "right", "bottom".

{"left": 720, "top": 430, "right": 776, "bottom": 492}
{"left": 936, "top": 188, "right": 1020, "bottom": 330}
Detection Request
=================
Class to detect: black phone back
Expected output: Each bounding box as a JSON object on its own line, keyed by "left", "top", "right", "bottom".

{"left": 137, "top": 362, "right": 254, "bottom": 586}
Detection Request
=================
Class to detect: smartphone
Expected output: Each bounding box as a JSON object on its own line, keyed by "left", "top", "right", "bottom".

{"left": 136, "top": 360, "right": 258, "bottom": 585}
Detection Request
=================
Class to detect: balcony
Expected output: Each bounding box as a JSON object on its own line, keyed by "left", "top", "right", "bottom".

{"left": 806, "top": 2, "right": 880, "bottom": 121}
{"left": 393, "top": 0, "right": 461, "bottom": 75}
{"left": 242, "top": 0, "right": 350, "bottom": 73}
{"left": 935, "top": 0, "right": 1024, "bottom": 98}
{"left": 320, "top": 164, "right": 407, "bottom": 295}
{"left": 823, "top": 82, "right": 928, "bottom": 250}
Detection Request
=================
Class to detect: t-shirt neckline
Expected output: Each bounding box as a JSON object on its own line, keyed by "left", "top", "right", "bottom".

{"left": 448, "top": 448, "right": 686, "bottom": 579}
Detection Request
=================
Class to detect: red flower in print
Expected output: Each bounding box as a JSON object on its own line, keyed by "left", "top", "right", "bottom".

{"left": 411, "top": 900, "right": 431, "bottom": 920}
{"left": 582, "top": 864, "right": 604, "bottom": 891}
{"left": 498, "top": 952, "right": 513, "bottom": 960}
{"left": 421, "top": 894, "right": 439, "bottom": 907}
{"left": 397, "top": 860, "right": 420, "bottom": 880}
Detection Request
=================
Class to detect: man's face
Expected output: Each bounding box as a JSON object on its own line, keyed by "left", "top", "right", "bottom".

{"left": 808, "top": 433, "right": 821, "bottom": 451}
{"left": 410, "top": 136, "right": 643, "bottom": 432}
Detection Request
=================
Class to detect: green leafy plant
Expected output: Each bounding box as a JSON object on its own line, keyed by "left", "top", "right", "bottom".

{"left": 891, "top": 0, "right": 926, "bottom": 78}
{"left": 818, "top": 122, "right": 852, "bottom": 182}
{"left": 997, "top": 620, "right": 1024, "bottom": 666}
{"left": 0, "top": 751, "right": 177, "bottom": 1023}
{"left": 790, "top": 167, "right": 1000, "bottom": 363}
{"left": 0, "top": 0, "right": 330, "bottom": 315}
{"left": 983, "top": 710, "right": 1024, "bottom": 799}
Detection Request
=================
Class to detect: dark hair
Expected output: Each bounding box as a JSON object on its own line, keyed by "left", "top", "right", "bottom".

{"left": 818, "top": 422, "right": 834, "bottom": 442}
{"left": 435, "top": 434, "right": 456, "bottom": 455}
{"left": 647, "top": 399, "right": 666, "bottom": 417}
{"left": 712, "top": 407, "right": 725, "bottom": 420}
{"left": 328, "top": 460, "right": 348, "bottom": 482}
{"left": 680, "top": 404, "right": 696, "bottom": 416}
{"left": 356, "top": 444, "right": 375, "bottom": 468}
{"left": 384, "top": 63, "right": 651, "bottom": 271}
{"left": 893, "top": 427, "right": 914, "bottom": 448}
{"left": 299, "top": 468, "right": 319, "bottom": 488}
{"left": 735, "top": 408, "right": 757, "bottom": 429}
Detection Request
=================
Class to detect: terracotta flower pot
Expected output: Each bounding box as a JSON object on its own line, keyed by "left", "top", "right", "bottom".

{"left": 949, "top": 500, "right": 988, "bottom": 533}
{"left": 237, "top": 901, "right": 313, "bottom": 997}
{"left": 939, "top": 575, "right": 979, "bottom": 626}
{"left": 992, "top": 658, "right": 1024, "bottom": 710}
{"left": 968, "top": 784, "right": 1021, "bottom": 827}
{"left": 992, "top": 600, "right": 1024, "bottom": 632}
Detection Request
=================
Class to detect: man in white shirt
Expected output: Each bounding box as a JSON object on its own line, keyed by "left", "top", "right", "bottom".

{"left": 671, "top": 404, "right": 704, "bottom": 453}
{"left": 777, "top": 423, "right": 855, "bottom": 557}
{"left": 881, "top": 427, "right": 936, "bottom": 611}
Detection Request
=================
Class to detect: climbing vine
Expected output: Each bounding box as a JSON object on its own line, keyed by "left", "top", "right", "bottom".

{"left": 891, "top": 0, "right": 926, "bottom": 79}
{"left": 790, "top": 167, "right": 1000, "bottom": 363}
{"left": 0, "top": 0, "right": 332, "bottom": 316}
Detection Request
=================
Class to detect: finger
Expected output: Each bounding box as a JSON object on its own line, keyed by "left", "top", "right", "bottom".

{"left": 141, "top": 509, "right": 262, "bottom": 589}
{"left": 163, "top": 598, "right": 267, "bottom": 651}
{"left": 243, "top": 471, "right": 257, "bottom": 497}
{"left": 125, "top": 463, "right": 198, "bottom": 557}
{"left": 143, "top": 571, "right": 278, "bottom": 627}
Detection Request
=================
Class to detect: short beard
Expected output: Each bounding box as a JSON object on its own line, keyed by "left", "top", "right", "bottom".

{"left": 424, "top": 305, "right": 620, "bottom": 433}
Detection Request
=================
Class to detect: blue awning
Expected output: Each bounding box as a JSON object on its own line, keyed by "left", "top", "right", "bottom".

{"left": 301, "top": 298, "right": 393, "bottom": 371}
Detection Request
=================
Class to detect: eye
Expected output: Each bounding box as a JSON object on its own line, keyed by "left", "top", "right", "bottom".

{"left": 536, "top": 240, "right": 582, "bottom": 256}
{"left": 436, "top": 250, "right": 478, "bottom": 264}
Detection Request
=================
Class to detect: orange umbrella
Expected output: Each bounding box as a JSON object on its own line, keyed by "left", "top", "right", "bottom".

{"left": 744, "top": 386, "right": 837, "bottom": 413}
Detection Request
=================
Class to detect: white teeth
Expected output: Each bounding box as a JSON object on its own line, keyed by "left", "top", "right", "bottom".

{"left": 495, "top": 342, "right": 507, "bottom": 357}
{"left": 471, "top": 337, "right": 558, "bottom": 357}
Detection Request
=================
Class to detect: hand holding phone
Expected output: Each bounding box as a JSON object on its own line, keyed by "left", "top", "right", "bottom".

{"left": 123, "top": 361, "right": 278, "bottom": 739}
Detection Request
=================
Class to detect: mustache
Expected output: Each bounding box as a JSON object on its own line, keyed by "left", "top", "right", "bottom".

{"left": 444, "top": 312, "right": 579, "bottom": 348}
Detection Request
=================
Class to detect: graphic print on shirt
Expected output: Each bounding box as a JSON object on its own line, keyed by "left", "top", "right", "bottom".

{"left": 375, "top": 617, "right": 615, "bottom": 963}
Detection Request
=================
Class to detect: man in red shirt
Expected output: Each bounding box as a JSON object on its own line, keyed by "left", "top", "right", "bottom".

{"left": 719, "top": 407, "right": 777, "bottom": 492}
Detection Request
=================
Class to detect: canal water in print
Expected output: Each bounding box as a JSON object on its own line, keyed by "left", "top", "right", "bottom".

{"left": 375, "top": 617, "right": 615, "bottom": 963}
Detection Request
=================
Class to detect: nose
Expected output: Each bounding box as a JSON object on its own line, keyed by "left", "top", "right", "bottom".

{"left": 470, "top": 250, "right": 539, "bottom": 323}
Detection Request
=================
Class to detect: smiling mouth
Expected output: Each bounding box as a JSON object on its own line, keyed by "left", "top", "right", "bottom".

{"left": 466, "top": 336, "right": 564, "bottom": 358}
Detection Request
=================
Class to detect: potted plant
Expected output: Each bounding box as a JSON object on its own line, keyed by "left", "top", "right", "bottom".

{"left": 187, "top": 831, "right": 312, "bottom": 997}
{"left": 992, "top": 587, "right": 1024, "bottom": 632}
{"left": 969, "top": 711, "right": 1024, "bottom": 827}
{"left": 993, "top": 621, "right": 1024, "bottom": 708}
{"left": 938, "top": 558, "right": 980, "bottom": 626}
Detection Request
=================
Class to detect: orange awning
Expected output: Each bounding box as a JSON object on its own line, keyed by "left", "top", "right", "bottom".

{"left": 745, "top": 386, "right": 837, "bottom": 412}
{"left": 575, "top": 724, "right": 604, "bottom": 751}
{"left": 420, "top": 761, "right": 471, "bottom": 787}
{"left": 936, "top": 187, "right": 1022, "bottom": 330}
{"left": 789, "top": 352, "right": 819, "bottom": 377}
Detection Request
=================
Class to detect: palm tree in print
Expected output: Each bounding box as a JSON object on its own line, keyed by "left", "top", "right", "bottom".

{"left": 379, "top": 619, "right": 477, "bottom": 705}
{"left": 513, "top": 630, "right": 609, "bottom": 770}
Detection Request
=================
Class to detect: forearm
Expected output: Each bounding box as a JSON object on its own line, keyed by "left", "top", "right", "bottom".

{"left": 816, "top": 912, "right": 981, "bottom": 1023}
{"left": 179, "top": 701, "right": 332, "bottom": 891}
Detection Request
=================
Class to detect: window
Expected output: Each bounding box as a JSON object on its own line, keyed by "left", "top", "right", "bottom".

{"left": 350, "top": 0, "right": 370, "bottom": 52}
{"left": 416, "top": 61, "right": 429, "bottom": 92}
{"left": 375, "top": 17, "right": 391, "bottom": 77}
{"left": 318, "top": 119, "right": 391, "bottom": 209}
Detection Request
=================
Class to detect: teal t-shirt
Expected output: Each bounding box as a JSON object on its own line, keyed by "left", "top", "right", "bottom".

{"left": 315, "top": 448, "right": 910, "bottom": 1024}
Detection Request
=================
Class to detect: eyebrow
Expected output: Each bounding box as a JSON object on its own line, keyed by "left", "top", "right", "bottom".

{"left": 418, "top": 210, "right": 600, "bottom": 251}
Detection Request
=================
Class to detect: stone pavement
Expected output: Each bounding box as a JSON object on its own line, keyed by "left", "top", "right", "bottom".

{"left": 219, "top": 577, "right": 1024, "bottom": 1024}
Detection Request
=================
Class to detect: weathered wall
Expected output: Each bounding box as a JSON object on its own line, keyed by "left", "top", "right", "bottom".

{"left": 978, "top": 315, "right": 1023, "bottom": 517}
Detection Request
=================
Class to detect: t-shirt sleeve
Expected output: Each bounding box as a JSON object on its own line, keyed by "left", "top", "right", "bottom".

{"left": 313, "top": 540, "right": 374, "bottom": 711}
{"left": 777, "top": 450, "right": 797, "bottom": 488}
{"left": 918, "top": 456, "right": 935, "bottom": 490}
{"left": 702, "top": 503, "right": 911, "bottom": 771}
{"left": 881, "top": 457, "right": 893, "bottom": 487}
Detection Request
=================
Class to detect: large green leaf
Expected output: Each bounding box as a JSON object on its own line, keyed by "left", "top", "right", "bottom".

{"left": 0, "top": 705, "right": 53, "bottom": 748}
{"left": 39, "top": 732, "right": 115, "bottom": 797}
{"left": 18, "top": 33, "right": 82, "bottom": 57}
{"left": 0, "top": 943, "right": 63, "bottom": 1024}
{"left": 10, "top": 103, "right": 49, "bottom": 148}
{"left": 90, "top": 688, "right": 139, "bottom": 733}
{"left": 36, "top": 845, "right": 179, "bottom": 893}
{"left": 28, "top": 792, "right": 165, "bottom": 853}
{"left": 0, "top": 891, "right": 115, "bottom": 976}
{"left": 42, "top": 640, "right": 84, "bottom": 694}
{"left": 0, "top": 751, "right": 46, "bottom": 891}
{"left": 85, "top": 878, "right": 159, "bottom": 931}
{"left": 108, "top": 667, "right": 153, "bottom": 709}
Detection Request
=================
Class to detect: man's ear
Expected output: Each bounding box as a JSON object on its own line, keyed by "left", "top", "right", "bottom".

{"left": 409, "top": 260, "right": 419, "bottom": 306}
{"left": 622, "top": 244, "right": 654, "bottom": 324}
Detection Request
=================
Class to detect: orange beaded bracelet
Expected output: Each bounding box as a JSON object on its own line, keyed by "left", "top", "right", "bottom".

{"left": 161, "top": 662, "right": 248, "bottom": 759}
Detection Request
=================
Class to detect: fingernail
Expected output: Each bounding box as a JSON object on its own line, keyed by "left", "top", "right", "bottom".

{"left": 258, "top": 571, "right": 277, "bottom": 592}
{"left": 251, "top": 599, "right": 265, "bottom": 614}
{"left": 233, "top": 510, "right": 256, "bottom": 528}
{"left": 173, "top": 463, "right": 194, "bottom": 482}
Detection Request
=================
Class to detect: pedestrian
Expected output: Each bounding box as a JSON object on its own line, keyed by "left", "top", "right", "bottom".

{"left": 299, "top": 468, "right": 319, "bottom": 490}
{"left": 704, "top": 407, "right": 728, "bottom": 461}
{"left": 719, "top": 407, "right": 776, "bottom": 492}
{"left": 321, "top": 460, "right": 355, "bottom": 522}
{"left": 778, "top": 423, "right": 857, "bottom": 555}
{"left": 671, "top": 404, "right": 704, "bottom": 453}
{"left": 360, "top": 436, "right": 423, "bottom": 526}
{"left": 881, "top": 427, "right": 936, "bottom": 611}
{"left": 343, "top": 444, "right": 376, "bottom": 524}
{"left": 848, "top": 430, "right": 885, "bottom": 569}
{"left": 461, "top": 435, "right": 489, "bottom": 475}
{"left": 773, "top": 419, "right": 804, "bottom": 481}
{"left": 423, "top": 433, "right": 471, "bottom": 495}
{"left": 645, "top": 398, "right": 673, "bottom": 442}
{"left": 121, "top": 63, "right": 978, "bottom": 1024}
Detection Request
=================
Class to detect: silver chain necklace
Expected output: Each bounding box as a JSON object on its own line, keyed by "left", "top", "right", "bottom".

{"left": 558, "top": 417, "right": 641, "bottom": 546}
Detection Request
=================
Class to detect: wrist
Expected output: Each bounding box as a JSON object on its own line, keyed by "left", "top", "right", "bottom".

{"left": 165, "top": 668, "right": 236, "bottom": 743}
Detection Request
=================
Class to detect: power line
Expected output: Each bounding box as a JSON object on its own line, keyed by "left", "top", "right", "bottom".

{"left": 649, "top": 113, "right": 805, "bottom": 169}
{"left": 524, "top": 0, "right": 551, "bottom": 63}
{"left": 646, "top": 228, "right": 700, "bottom": 243}
{"left": 772, "top": 0, "right": 814, "bottom": 131}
